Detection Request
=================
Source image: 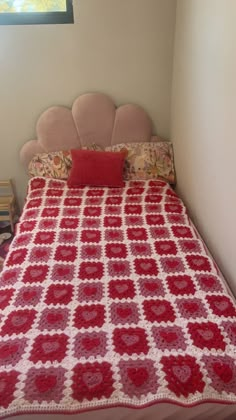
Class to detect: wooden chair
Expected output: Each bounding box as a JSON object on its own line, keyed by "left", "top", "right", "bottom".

{"left": 0, "top": 180, "right": 17, "bottom": 233}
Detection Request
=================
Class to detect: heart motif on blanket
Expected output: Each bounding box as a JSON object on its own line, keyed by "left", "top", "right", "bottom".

{"left": 0, "top": 344, "right": 18, "bottom": 359}
{"left": 42, "top": 341, "right": 60, "bottom": 354}
{"left": 17, "top": 236, "right": 28, "bottom": 244}
{"left": 30, "top": 269, "right": 43, "bottom": 278}
{"left": 154, "top": 228, "right": 165, "bottom": 236}
{"left": 57, "top": 267, "right": 70, "bottom": 277}
{"left": 86, "top": 232, "right": 96, "bottom": 239}
{"left": 49, "top": 189, "right": 59, "bottom": 195}
{"left": 82, "top": 337, "right": 100, "bottom": 351}
{"left": 150, "top": 216, "right": 161, "bottom": 223}
{"left": 149, "top": 196, "right": 159, "bottom": 202}
{"left": 213, "top": 362, "right": 233, "bottom": 383}
{"left": 172, "top": 365, "right": 191, "bottom": 383}
{"left": 174, "top": 280, "right": 187, "bottom": 289}
{"left": 151, "top": 305, "right": 166, "bottom": 316}
{"left": 26, "top": 210, "right": 35, "bottom": 218}
{"left": 130, "top": 188, "right": 141, "bottom": 194}
{"left": 67, "top": 209, "right": 77, "bottom": 216}
{"left": 84, "top": 286, "right": 97, "bottom": 296}
{"left": 87, "top": 198, "right": 98, "bottom": 205}
{"left": 145, "top": 282, "right": 158, "bottom": 292}
{"left": 86, "top": 220, "right": 97, "bottom": 226}
{"left": 53, "top": 289, "right": 68, "bottom": 299}
{"left": 65, "top": 220, "right": 75, "bottom": 226}
{"left": 111, "top": 246, "right": 122, "bottom": 254}
{"left": 85, "top": 247, "right": 96, "bottom": 256}
{"left": 160, "top": 331, "right": 178, "bottom": 343}
{"left": 60, "top": 249, "right": 72, "bottom": 257}
{"left": 230, "top": 325, "right": 236, "bottom": 335}
{"left": 0, "top": 294, "right": 8, "bottom": 303}
{"left": 11, "top": 315, "right": 27, "bottom": 327}
{"left": 23, "top": 222, "right": 33, "bottom": 229}
{"left": 35, "top": 250, "right": 47, "bottom": 258}
{"left": 85, "top": 266, "right": 98, "bottom": 274}
{"left": 129, "top": 217, "right": 139, "bottom": 223}
{"left": 169, "top": 205, "right": 178, "bottom": 211}
{"left": 109, "top": 231, "right": 119, "bottom": 239}
{"left": 183, "top": 241, "right": 196, "bottom": 251}
{"left": 176, "top": 228, "right": 188, "bottom": 235}
{"left": 68, "top": 199, "right": 77, "bottom": 204}
{"left": 197, "top": 329, "right": 214, "bottom": 341}
{"left": 40, "top": 234, "right": 50, "bottom": 241}
{"left": 160, "top": 244, "right": 171, "bottom": 251}
{"left": 117, "top": 307, "right": 132, "bottom": 318}
{"left": 166, "top": 260, "right": 179, "bottom": 269}
{"left": 4, "top": 271, "right": 17, "bottom": 281}
{"left": 122, "top": 334, "right": 139, "bottom": 346}
{"left": 214, "top": 301, "right": 229, "bottom": 311}
{"left": 23, "top": 290, "right": 37, "bottom": 302}
{"left": 35, "top": 375, "right": 57, "bottom": 393}
{"left": 110, "top": 198, "right": 120, "bottom": 204}
{"left": 135, "top": 245, "right": 147, "bottom": 253}
{"left": 46, "top": 209, "right": 55, "bottom": 215}
{"left": 82, "top": 310, "right": 97, "bottom": 321}
{"left": 0, "top": 379, "right": 7, "bottom": 393}
{"left": 88, "top": 209, "right": 97, "bottom": 215}
{"left": 192, "top": 258, "right": 205, "bottom": 267}
{"left": 43, "top": 220, "right": 54, "bottom": 228}
{"left": 129, "top": 206, "right": 138, "bottom": 212}
{"left": 82, "top": 372, "right": 103, "bottom": 389}
{"left": 128, "top": 367, "right": 149, "bottom": 387}
{"left": 32, "top": 180, "right": 40, "bottom": 187}
{"left": 140, "top": 262, "right": 152, "bottom": 271}
{"left": 107, "top": 218, "right": 117, "bottom": 225}
{"left": 12, "top": 252, "right": 23, "bottom": 261}
{"left": 113, "top": 263, "right": 125, "bottom": 273}
{"left": 132, "top": 231, "right": 142, "bottom": 237}
{"left": 47, "top": 198, "right": 58, "bottom": 205}
{"left": 201, "top": 277, "right": 215, "bottom": 288}
{"left": 183, "top": 302, "right": 199, "bottom": 313}
{"left": 115, "top": 284, "right": 128, "bottom": 293}
{"left": 148, "top": 205, "right": 159, "bottom": 212}
{"left": 63, "top": 233, "right": 74, "bottom": 240}
{"left": 46, "top": 312, "right": 63, "bottom": 324}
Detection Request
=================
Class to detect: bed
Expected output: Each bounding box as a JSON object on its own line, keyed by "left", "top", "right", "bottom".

{"left": 0, "top": 93, "right": 236, "bottom": 420}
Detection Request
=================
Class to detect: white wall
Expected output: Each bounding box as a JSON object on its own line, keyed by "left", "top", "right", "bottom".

{"left": 0, "top": 0, "right": 176, "bottom": 207}
{"left": 171, "top": 0, "right": 236, "bottom": 293}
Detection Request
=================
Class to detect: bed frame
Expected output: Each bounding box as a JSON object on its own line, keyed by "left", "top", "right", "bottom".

{"left": 13, "top": 92, "right": 236, "bottom": 420}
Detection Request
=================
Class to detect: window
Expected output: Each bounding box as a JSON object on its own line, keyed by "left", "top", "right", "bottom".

{"left": 0, "top": 0, "right": 74, "bottom": 25}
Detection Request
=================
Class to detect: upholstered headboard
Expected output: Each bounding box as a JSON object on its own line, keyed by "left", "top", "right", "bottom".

{"left": 20, "top": 92, "right": 164, "bottom": 169}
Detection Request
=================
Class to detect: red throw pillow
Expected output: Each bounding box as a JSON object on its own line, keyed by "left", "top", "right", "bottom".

{"left": 67, "top": 149, "right": 126, "bottom": 188}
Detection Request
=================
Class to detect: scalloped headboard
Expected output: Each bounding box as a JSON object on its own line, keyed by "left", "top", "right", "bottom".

{"left": 20, "top": 92, "right": 164, "bottom": 169}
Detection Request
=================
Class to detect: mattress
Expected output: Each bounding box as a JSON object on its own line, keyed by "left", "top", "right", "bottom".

{"left": 0, "top": 177, "right": 236, "bottom": 419}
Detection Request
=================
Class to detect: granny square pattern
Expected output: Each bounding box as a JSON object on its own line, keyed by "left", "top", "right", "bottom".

{"left": 0, "top": 177, "right": 236, "bottom": 418}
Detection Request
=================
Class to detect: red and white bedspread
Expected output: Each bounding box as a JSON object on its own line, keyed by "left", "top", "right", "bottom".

{"left": 0, "top": 177, "right": 236, "bottom": 419}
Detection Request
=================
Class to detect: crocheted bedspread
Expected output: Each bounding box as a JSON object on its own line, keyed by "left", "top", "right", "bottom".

{"left": 0, "top": 177, "right": 236, "bottom": 418}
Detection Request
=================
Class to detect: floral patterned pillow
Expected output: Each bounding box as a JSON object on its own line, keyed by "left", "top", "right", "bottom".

{"left": 107, "top": 142, "right": 175, "bottom": 184}
{"left": 28, "top": 150, "right": 72, "bottom": 179}
{"left": 28, "top": 145, "right": 103, "bottom": 179}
